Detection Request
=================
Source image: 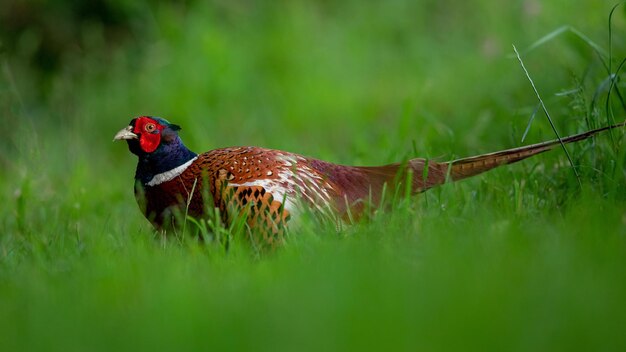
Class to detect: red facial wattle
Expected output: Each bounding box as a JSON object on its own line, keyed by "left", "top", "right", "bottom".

{"left": 133, "top": 116, "right": 165, "bottom": 153}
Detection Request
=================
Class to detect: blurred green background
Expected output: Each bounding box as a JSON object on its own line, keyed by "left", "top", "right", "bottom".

{"left": 1, "top": 1, "right": 626, "bottom": 351}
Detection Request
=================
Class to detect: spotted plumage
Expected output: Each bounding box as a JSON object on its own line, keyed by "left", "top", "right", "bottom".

{"left": 115, "top": 116, "right": 625, "bottom": 245}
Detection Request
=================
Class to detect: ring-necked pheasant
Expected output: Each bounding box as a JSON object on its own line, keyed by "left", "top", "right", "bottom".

{"left": 115, "top": 116, "right": 624, "bottom": 244}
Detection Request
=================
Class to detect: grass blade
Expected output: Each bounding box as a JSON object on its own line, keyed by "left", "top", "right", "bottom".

{"left": 513, "top": 44, "right": 582, "bottom": 187}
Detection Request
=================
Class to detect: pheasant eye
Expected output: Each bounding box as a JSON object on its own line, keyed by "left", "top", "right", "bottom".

{"left": 145, "top": 123, "right": 157, "bottom": 132}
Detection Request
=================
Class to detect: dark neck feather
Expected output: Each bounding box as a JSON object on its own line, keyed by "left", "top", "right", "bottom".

{"left": 132, "top": 136, "right": 197, "bottom": 185}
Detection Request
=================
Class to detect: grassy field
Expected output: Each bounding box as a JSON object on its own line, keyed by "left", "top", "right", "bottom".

{"left": 1, "top": 1, "right": 626, "bottom": 350}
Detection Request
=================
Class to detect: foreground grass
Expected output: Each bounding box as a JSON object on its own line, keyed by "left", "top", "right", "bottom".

{"left": 2, "top": 1, "right": 626, "bottom": 350}
{"left": 1, "top": 188, "right": 626, "bottom": 351}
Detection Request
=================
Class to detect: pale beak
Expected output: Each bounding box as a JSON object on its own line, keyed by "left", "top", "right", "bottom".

{"left": 113, "top": 126, "right": 138, "bottom": 141}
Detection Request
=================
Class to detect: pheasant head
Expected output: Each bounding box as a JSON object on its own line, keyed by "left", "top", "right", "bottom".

{"left": 114, "top": 116, "right": 183, "bottom": 154}
{"left": 114, "top": 116, "right": 197, "bottom": 185}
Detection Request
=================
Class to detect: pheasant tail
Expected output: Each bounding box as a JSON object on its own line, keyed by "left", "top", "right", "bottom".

{"left": 447, "top": 122, "right": 625, "bottom": 182}
{"left": 351, "top": 122, "right": 625, "bottom": 201}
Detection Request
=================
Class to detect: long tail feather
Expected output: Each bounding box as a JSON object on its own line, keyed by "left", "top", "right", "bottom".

{"left": 447, "top": 121, "right": 625, "bottom": 182}
{"left": 325, "top": 122, "right": 624, "bottom": 217}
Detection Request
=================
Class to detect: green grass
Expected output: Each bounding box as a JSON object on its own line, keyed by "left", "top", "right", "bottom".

{"left": 2, "top": 1, "right": 626, "bottom": 350}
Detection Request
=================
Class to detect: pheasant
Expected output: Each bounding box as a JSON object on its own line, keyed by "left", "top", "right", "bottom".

{"left": 114, "top": 116, "right": 624, "bottom": 244}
